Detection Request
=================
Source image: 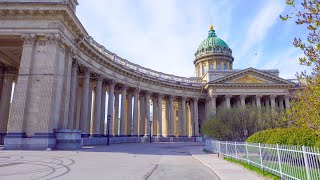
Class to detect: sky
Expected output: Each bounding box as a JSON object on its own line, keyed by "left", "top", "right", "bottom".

{"left": 76, "top": 0, "right": 309, "bottom": 79}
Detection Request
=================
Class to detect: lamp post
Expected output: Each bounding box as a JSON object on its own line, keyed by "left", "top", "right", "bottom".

{"left": 193, "top": 122, "right": 196, "bottom": 142}
{"left": 149, "top": 119, "right": 152, "bottom": 143}
{"left": 107, "top": 114, "right": 111, "bottom": 146}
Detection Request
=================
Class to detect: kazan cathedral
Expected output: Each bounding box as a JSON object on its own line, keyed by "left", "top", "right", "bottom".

{"left": 0, "top": 0, "right": 296, "bottom": 150}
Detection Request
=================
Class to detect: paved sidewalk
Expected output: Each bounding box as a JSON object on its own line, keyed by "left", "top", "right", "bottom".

{"left": 190, "top": 149, "right": 264, "bottom": 180}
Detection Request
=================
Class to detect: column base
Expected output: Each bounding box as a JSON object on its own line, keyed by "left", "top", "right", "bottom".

{"left": 118, "top": 135, "right": 128, "bottom": 137}
{"left": 156, "top": 135, "right": 163, "bottom": 137}
{"left": 167, "top": 135, "right": 175, "bottom": 137}
{"left": 91, "top": 134, "right": 102, "bottom": 137}
{"left": 55, "top": 129, "right": 81, "bottom": 150}
{"left": 4, "top": 132, "right": 56, "bottom": 150}
{"left": 81, "top": 134, "right": 90, "bottom": 138}
{"left": 0, "top": 133, "right": 7, "bottom": 145}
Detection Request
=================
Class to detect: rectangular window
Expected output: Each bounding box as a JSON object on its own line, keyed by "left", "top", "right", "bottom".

{"left": 209, "top": 64, "right": 213, "bottom": 70}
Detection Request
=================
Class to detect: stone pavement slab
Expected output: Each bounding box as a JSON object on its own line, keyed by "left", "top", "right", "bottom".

{"left": 189, "top": 148, "right": 264, "bottom": 180}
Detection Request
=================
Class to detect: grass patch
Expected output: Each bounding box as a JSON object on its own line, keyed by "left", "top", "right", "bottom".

{"left": 203, "top": 149, "right": 210, "bottom": 153}
{"left": 224, "top": 157, "right": 280, "bottom": 180}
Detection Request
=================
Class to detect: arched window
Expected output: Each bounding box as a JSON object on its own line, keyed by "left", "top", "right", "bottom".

{"left": 224, "top": 63, "right": 228, "bottom": 70}
{"left": 209, "top": 64, "right": 214, "bottom": 70}
{"left": 217, "top": 64, "right": 221, "bottom": 70}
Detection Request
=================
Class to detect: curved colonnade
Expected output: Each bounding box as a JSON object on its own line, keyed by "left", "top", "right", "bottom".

{"left": 0, "top": 1, "right": 205, "bottom": 149}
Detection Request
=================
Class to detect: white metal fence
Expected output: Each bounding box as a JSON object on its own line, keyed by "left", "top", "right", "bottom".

{"left": 205, "top": 140, "right": 320, "bottom": 180}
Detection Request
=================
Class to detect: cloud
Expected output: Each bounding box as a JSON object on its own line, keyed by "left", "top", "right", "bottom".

{"left": 235, "top": 0, "right": 285, "bottom": 67}
{"left": 77, "top": 0, "right": 234, "bottom": 77}
{"left": 262, "top": 48, "right": 310, "bottom": 79}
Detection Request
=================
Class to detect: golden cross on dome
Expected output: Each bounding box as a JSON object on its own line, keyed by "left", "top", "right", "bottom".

{"left": 210, "top": 17, "right": 214, "bottom": 30}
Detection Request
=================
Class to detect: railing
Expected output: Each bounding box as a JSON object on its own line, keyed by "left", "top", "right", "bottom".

{"left": 205, "top": 140, "right": 320, "bottom": 180}
{"left": 87, "top": 37, "right": 202, "bottom": 86}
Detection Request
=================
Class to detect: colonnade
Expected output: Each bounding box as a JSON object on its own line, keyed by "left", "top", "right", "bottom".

{"left": 206, "top": 94, "right": 291, "bottom": 117}
{"left": 66, "top": 61, "right": 200, "bottom": 138}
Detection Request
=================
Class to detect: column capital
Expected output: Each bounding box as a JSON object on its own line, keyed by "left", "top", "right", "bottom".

{"left": 108, "top": 79, "right": 117, "bottom": 85}
{"left": 21, "top": 34, "right": 37, "bottom": 45}
{"left": 240, "top": 94, "right": 246, "bottom": 99}
{"left": 270, "top": 94, "right": 277, "bottom": 99}
{"left": 181, "top": 96, "right": 186, "bottom": 101}
{"left": 157, "top": 93, "right": 164, "bottom": 98}
{"left": 145, "top": 91, "right": 152, "bottom": 97}
{"left": 225, "top": 95, "right": 232, "bottom": 99}
{"left": 256, "top": 95, "right": 263, "bottom": 99}
{"left": 209, "top": 94, "right": 217, "bottom": 99}
{"left": 284, "top": 94, "right": 290, "bottom": 98}
{"left": 134, "top": 88, "right": 140, "bottom": 93}
{"left": 120, "top": 84, "right": 127, "bottom": 91}
{"left": 45, "top": 33, "right": 63, "bottom": 46}
{"left": 72, "top": 59, "right": 79, "bottom": 68}
{"left": 96, "top": 74, "right": 103, "bottom": 81}
{"left": 168, "top": 95, "right": 174, "bottom": 101}
{"left": 83, "top": 67, "right": 90, "bottom": 77}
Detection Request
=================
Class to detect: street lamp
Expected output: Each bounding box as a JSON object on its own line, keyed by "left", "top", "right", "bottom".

{"left": 149, "top": 119, "right": 152, "bottom": 143}
{"left": 193, "top": 122, "right": 196, "bottom": 142}
{"left": 107, "top": 114, "right": 111, "bottom": 146}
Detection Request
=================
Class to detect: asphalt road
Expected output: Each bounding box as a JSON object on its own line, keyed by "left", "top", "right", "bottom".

{"left": 0, "top": 142, "right": 220, "bottom": 180}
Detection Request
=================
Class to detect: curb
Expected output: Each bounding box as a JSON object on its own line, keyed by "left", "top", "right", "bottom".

{"left": 189, "top": 152, "right": 224, "bottom": 180}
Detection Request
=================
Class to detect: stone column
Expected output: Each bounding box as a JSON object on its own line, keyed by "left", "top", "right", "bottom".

{"left": 284, "top": 95, "right": 290, "bottom": 109}
{"left": 169, "top": 95, "right": 175, "bottom": 137}
{"left": 205, "top": 98, "right": 210, "bottom": 119}
{"left": 113, "top": 89, "right": 120, "bottom": 136}
{"left": 181, "top": 97, "right": 187, "bottom": 137}
{"left": 265, "top": 98, "right": 270, "bottom": 108}
{"left": 240, "top": 95, "right": 246, "bottom": 107}
{"left": 119, "top": 86, "right": 127, "bottom": 136}
{"left": 132, "top": 89, "right": 139, "bottom": 136}
{"left": 188, "top": 101, "right": 194, "bottom": 137}
{"left": 164, "top": 97, "right": 170, "bottom": 137}
{"left": 107, "top": 80, "right": 115, "bottom": 136}
{"left": 0, "top": 73, "right": 14, "bottom": 136}
{"left": 139, "top": 95, "right": 145, "bottom": 136}
{"left": 152, "top": 96, "right": 157, "bottom": 136}
{"left": 278, "top": 97, "right": 284, "bottom": 110}
{"left": 225, "top": 95, "right": 231, "bottom": 109}
{"left": 193, "top": 98, "right": 199, "bottom": 136}
{"left": 7, "top": 34, "right": 36, "bottom": 136}
{"left": 68, "top": 59, "right": 78, "bottom": 129}
{"left": 210, "top": 95, "right": 217, "bottom": 116}
{"left": 157, "top": 94, "right": 163, "bottom": 137}
{"left": 270, "top": 95, "right": 276, "bottom": 109}
{"left": 127, "top": 92, "right": 133, "bottom": 136}
{"left": 87, "top": 78, "right": 93, "bottom": 135}
{"left": 256, "top": 95, "right": 262, "bottom": 108}
{"left": 92, "top": 75, "right": 102, "bottom": 137}
{"left": 144, "top": 92, "right": 151, "bottom": 136}
{"left": 80, "top": 68, "right": 90, "bottom": 137}
{"left": 100, "top": 81, "right": 106, "bottom": 136}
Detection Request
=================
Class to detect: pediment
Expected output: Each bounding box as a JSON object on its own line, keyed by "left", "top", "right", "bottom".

{"left": 228, "top": 74, "right": 270, "bottom": 84}
{"left": 209, "top": 68, "right": 293, "bottom": 85}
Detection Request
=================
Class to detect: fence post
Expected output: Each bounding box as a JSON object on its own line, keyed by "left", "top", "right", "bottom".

{"left": 245, "top": 142, "right": 250, "bottom": 165}
{"left": 226, "top": 141, "right": 228, "bottom": 156}
{"left": 235, "top": 141, "right": 238, "bottom": 159}
{"left": 258, "top": 143, "right": 264, "bottom": 175}
{"left": 218, "top": 141, "right": 221, "bottom": 158}
{"left": 302, "top": 146, "right": 311, "bottom": 180}
{"left": 276, "top": 144, "right": 283, "bottom": 179}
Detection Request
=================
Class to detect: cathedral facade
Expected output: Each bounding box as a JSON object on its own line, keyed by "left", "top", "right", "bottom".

{"left": 0, "top": 0, "right": 295, "bottom": 149}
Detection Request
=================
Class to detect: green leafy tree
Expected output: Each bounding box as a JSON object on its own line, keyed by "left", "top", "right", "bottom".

{"left": 280, "top": 0, "right": 320, "bottom": 132}
{"left": 203, "top": 107, "right": 286, "bottom": 141}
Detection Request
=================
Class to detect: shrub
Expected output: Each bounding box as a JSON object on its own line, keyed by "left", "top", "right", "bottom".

{"left": 247, "top": 128, "right": 319, "bottom": 147}
{"left": 203, "top": 106, "right": 286, "bottom": 141}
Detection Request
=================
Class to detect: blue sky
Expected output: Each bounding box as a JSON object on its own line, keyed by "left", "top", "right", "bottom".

{"left": 76, "top": 0, "right": 308, "bottom": 79}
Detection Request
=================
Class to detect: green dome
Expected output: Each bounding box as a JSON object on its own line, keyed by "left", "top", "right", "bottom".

{"left": 197, "top": 29, "right": 229, "bottom": 52}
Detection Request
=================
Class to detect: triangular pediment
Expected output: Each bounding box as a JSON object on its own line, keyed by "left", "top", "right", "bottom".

{"left": 208, "top": 68, "right": 294, "bottom": 85}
